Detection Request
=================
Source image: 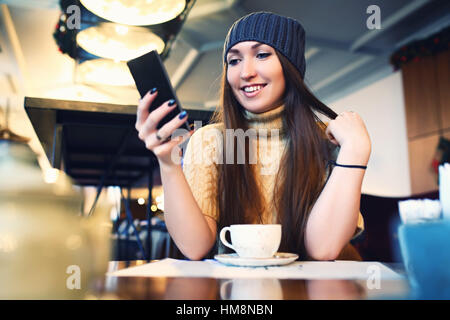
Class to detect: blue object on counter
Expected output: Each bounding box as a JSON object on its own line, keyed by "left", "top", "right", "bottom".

{"left": 398, "top": 220, "right": 450, "bottom": 299}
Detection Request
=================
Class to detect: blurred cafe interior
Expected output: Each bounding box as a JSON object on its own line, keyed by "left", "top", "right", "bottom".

{"left": 0, "top": 0, "right": 449, "bottom": 300}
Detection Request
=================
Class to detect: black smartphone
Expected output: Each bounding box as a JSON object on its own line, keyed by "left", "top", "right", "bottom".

{"left": 127, "top": 50, "right": 190, "bottom": 130}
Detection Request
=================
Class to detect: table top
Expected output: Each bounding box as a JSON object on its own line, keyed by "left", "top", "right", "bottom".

{"left": 91, "top": 260, "right": 411, "bottom": 300}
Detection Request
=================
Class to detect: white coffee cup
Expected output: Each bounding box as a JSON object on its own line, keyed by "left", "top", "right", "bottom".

{"left": 219, "top": 224, "right": 281, "bottom": 258}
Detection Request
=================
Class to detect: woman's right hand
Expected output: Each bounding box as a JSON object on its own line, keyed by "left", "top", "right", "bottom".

{"left": 135, "top": 89, "right": 192, "bottom": 169}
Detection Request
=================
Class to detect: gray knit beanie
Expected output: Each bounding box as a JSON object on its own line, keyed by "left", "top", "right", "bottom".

{"left": 223, "top": 12, "right": 306, "bottom": 78}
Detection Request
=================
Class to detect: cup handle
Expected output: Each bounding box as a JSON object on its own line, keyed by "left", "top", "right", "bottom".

{"left": 219, "top": 227, "right": 235, "bottom": 251}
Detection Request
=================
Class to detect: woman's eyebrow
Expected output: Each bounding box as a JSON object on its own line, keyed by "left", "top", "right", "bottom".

{"left": 227, "top": 43, "right": 265, "bottom": 55}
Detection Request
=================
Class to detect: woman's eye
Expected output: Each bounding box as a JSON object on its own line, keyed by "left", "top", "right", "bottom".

{"left": 256, "top": 52, "right": 271, "bottom": 59}
{"left": 228, "top": 58, "right": 239, "bottom": 66}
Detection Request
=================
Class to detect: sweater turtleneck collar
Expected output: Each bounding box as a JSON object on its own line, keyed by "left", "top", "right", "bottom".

{"left": 244, "top": 104, "right": 285, "bottom": 136}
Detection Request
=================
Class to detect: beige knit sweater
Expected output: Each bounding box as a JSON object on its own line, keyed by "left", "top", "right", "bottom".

{"left": 182, "top": 105, "right": 364, "bottom": 236}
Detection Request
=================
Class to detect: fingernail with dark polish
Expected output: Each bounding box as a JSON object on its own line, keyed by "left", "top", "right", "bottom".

{"left": 168, "top": 99, "right": 176, "bottom": 106}
{"left": 150, "top": 87, "right": 157, "bottom": 94}
{"left": 179, "top": 111, "right": 187, "bottom": 119}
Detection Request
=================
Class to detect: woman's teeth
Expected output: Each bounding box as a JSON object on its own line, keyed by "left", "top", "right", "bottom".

{"left": 243, "top": 85, "right": 264, "bottom": 93}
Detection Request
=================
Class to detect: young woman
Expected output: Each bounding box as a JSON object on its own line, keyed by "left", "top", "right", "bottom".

{"left": 135, "top": 12, "right": 371, "bottom": 261}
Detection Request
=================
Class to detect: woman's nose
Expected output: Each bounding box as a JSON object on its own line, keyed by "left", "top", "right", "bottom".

{"left": 240, "top": 59, "right": 257, "bottom": 80}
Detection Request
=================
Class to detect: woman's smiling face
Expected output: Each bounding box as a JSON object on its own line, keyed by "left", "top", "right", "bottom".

{"left": 226, "top": 41, "right": 286, "bottom": 114}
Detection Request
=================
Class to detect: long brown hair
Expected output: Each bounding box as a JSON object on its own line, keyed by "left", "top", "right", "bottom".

{"left": 212, "top": 51, "right": 338, "bottom": 259}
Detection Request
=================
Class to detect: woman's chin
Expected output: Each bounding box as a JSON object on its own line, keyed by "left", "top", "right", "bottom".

{"left": 241, "top": 105, "right": 267, "bottom": 114}
{"left": 241, "top": 102, "right": 283, "bottom": 114}
{"left": 238, "top": 99, "right": 268, "bottom": 113}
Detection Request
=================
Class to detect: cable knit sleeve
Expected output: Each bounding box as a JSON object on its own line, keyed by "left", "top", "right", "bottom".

{"left": 182, "top": 124, "right": 223, "bottom": 222}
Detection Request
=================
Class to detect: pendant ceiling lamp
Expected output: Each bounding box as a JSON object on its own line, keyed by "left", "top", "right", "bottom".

{"left": 77, "top": 59, "right": 135, "bottom": 86}
{"left": 54, "top": 0, "right": 195, "bottom": 86}
{"left": 76, "top": 23, "right": 165, "bottom": 62}
{"left": 79, "top": 0, "right": 187, "bottom": 26}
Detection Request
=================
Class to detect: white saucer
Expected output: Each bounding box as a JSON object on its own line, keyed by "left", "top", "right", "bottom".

{"left": 214, "top": 252, "right": 299, "bottom": 267}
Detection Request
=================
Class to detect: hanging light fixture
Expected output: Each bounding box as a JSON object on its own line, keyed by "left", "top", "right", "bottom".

{"left": 79, "top": 0, "right": 187, "bottom": 26}
{"left": 54, "top": 0, "right": 196, "bottom": 86}
{"left": 76, "top": 22, "right": 165, "bottom": 61}
{"left": 77, "top": 59, "right": 135, "bottom": 86}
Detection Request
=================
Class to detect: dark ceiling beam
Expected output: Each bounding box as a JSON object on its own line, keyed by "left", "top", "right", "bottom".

{"left": 173, "top": 0, "right": 246, "bottom": 91}
{"left": 311, "top": 0, "right": 439, "bottom": 96}
{"left": 316, "top": 55, "right": 393, "bottom": 104}
{"left": 311, "top": 56, "right": 375, "bottom": 92}
{"left": 172, "top": 48, "right": 201, "bottom": 90}
{"left": 349, "top": 0, "right": 431, "bottom": 52}
{"left": 394, "top": 11, "right": 450, "bottom": 50}
{"left": 187, "top": 0, "right": 242, "bottom": 21}
{"left": 306, "top": 36, "right": 382, "bottom": 56}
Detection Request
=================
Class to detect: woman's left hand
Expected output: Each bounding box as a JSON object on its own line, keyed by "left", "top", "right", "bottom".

{"left": 325, "top": 111, "right": 371, "bottom": 163}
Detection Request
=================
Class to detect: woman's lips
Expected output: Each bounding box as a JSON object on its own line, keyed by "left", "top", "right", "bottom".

{"left": 241, "top": 84, "right": 266, "bottom": 98}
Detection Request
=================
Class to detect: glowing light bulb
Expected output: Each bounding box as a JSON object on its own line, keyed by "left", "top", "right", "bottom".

{"left": 115, "top": 24, "right": 128, "bottom": 35}
{"left": 80, "top": 0, "right": 186, "bottom": 26}
{"left": 76, "top": 23, "right": 165, "bottom": 61}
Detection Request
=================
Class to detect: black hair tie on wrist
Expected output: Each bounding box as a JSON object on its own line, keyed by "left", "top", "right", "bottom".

{"left": 328, "top": 160, "right": 367, "bottom": 170}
